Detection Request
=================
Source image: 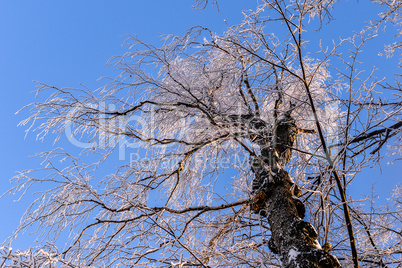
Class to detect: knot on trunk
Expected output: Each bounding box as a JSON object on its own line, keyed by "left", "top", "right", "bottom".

{"left": 250, "top": 190, "right": 269, "bottom": 216}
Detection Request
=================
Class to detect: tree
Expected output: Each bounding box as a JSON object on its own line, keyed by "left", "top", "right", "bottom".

{"left": 2, "top": 0, "right": 402, "bottom": 267}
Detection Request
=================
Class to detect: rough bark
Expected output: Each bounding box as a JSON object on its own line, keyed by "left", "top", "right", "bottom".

{"left": 251, "top": 168, "right": 340, "bottom": 267}
{"left": 238, "top": 111, "right": 341, "bottom": 267}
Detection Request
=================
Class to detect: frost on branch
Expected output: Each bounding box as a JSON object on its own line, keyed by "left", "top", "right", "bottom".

{"left": 7, "top": 27, "right": 340, "bottom": 266}
{"left": 5, "top": 1, "right": 402, "bottom": 267}
{"left": 0, "top": 247, "right": 59, "bottom": 268}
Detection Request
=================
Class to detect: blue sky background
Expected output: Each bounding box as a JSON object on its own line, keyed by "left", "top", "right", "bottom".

{"left": 0, "top": 0, "right": 400, "bottom": 251}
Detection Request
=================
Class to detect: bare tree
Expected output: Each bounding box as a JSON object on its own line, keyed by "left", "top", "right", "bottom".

{"left": 2, "top": 0, "right": 402, "bottom": 267}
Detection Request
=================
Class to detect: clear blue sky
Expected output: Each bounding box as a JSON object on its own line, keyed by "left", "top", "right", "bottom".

{"left": 0, "top": 0, "right": 400, "bottom": 251}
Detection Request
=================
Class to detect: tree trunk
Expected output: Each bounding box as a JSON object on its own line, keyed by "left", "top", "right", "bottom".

{"left": 250, "top": 168, "right": 341, "bottom": 267}
{"left": 246, "top": 112, "right": 341, "bottom": 267}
